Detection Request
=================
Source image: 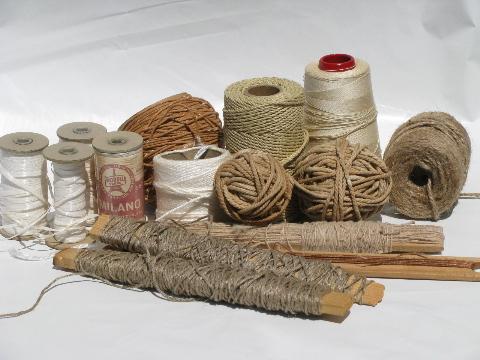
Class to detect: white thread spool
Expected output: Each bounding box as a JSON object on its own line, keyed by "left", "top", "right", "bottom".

{"left": 304, "top": 54, "right": 380, "bottom": 154}
{"left": 43, "top": 142, "right": 94, "bottom": 249}
{"left": 57, "top": 122, "right": 107, "bottom": 226}
{"left": 154, "top": 145, "right": 231, "bottom": 222}
{"left": 93, "top": 131, "right": 145, "bottom": 219}
{"left": 0, "top": 132, "right": 49, "bottom": 240}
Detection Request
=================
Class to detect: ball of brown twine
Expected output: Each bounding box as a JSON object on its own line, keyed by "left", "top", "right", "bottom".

{"left": 214, "top": 150, "right": 293, "bottom": 225}
{"left": 384, "top": 111, "right": 471, "bottom": 220}
{"left": 119, "top": 93, "right": 223, "bottom": 203}
{"left": 293, "top": 139, "right": 392, "bottom": 221}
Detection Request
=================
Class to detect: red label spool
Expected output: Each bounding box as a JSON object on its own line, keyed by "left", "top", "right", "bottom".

{"left": 319, "top": 54, "right": 356, "bottom": 72}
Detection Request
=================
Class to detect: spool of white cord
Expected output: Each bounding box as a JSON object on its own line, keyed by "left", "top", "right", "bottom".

{"left": 43, "top": 142, "right": 94, "bottom": 248}
{"left": 57, "top": 122, "right": 107, "bottom": 226}
{"left": 154, "top": 145, "right": 231, "bottom": 222}
{"left": 304, "top": 54, "right": 381, "bottom": 154}
{"left": 0, "top": 132, "right": 49, "bottom": 240}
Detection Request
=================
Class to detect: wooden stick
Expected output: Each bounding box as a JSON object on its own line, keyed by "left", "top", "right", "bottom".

{"left": 299, "top": 252, "right": 480, "bottom": 281}
{"left": 53, "top": 248, "right": 354, "bottom": 317}
{"left": 180, "top": 220, "right": 444, "bottom": 254}
{"left": 90, "top": 215, "right": 385, "bottom": 306}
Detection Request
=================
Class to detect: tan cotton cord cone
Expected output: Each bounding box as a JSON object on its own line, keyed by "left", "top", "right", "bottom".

{"left": 293, "top": 139, "right": 391, "bottom": 221}
{"left": 119, "top": 93, "right": 222, "bottom": 203}
{"left": 214, "top": 150, "right": 293, "bottom": 225}
{"left": 384, "top": 112, "right": 471, "bottom": 220}
{"left": 304, "top": 58, "right": 380, "bottom": 154}
{"left": 223, "top": 77, "right": 309, "bottom": 166}
{"left": 94, "top": 216, "right": 373, "bottom": 304}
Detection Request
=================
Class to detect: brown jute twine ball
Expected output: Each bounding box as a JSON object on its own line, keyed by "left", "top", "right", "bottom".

{"left": 384, "top": 112, "right": 471, "bottom": 220}
{"left": 119, "top": 93, "right": 222, "bottom": 203}
{"left": 214, "top": 150, "right": 293, "bottom": 225}
{"left": 293, "top": 139, "right": 392, "bottom": 221}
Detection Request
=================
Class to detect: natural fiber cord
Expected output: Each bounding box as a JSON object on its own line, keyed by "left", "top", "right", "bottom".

{"left": 384, "top": 112, "right": 471, "bottom": 220}
{"left": 223, "top": 77, "right": 309, "bottom": 166}
{"left": 96, "top": 216, "right": 372, "bottom": 304}
{"left": 293, "top": 139, "right": 391, "bottom": 221}
{"left": 214, "top": 150, "right": 292, "bottom": 225}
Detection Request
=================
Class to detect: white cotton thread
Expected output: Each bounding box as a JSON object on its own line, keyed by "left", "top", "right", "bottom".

{"left": 154, "top": 145, "right": 231, "bottom": 222}
{"left": 0, "top": 150, "right": 49, "bottom": 239}
{"left": 51, "top": 162, "right": 89, "bottom": 243}
{"left": 304, "top": 55, "right": 381, "bottom": 154}
{"left": 43, "top": 142, "right": 95, "bottom": 245}
{"left": 57, "top": 122, "right": 107, "bottom": 226}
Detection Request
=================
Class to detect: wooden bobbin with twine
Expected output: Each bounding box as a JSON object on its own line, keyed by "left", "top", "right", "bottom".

{"left": 119, "top": 93, "right": 223, "bottom": 203}
{"left": 223, "top": 77, "right": 309, "bottom": 167}
{"left": 384, "top": 112, "right": 471, "bottom": 220}
{"left": 293, "top": 139, "right": 392, "bottom": 221}
{"left": 214, "top": 150, "right": 293, "bottom": 225}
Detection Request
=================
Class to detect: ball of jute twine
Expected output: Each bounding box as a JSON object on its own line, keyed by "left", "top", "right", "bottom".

{"left": 223, "top": 77, "right": 309, "bottom": 166}
{"left": 384, "top": 112, "right": 471, "bottom": 220}
{"left": 119, "top": 93, "right": 222, "bottom": 203}
{"left": 214, "top": 150, "right": 293, "bottom": 225}
{"left": 293, "top": 138, "right": 392, "bottom": 221}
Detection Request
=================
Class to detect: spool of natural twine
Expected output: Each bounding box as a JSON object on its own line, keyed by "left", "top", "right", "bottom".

{"left": 304, "top": 54, "right": 380, "bottom": 154}
{"left": 293, "top": 139, "right": 391, "bottom": 221}
{"left": 223, "top": 77, "right": 309, "bottom": 166}
{"left": 119, "top": 93, "right": 222, "bottom": 203}
{"left": 384, "top": 112, "right": 471, "bottom": 220}
{"left": 214, "top": 150, "right": 292, "bottom": 225}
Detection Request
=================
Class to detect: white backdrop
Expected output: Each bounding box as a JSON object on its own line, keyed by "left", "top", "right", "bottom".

{"left": 1, "top": 1, "right": 480, "bottom": 359}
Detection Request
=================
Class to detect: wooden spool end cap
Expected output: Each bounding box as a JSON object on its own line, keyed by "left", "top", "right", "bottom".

{"left": 89, "top": 214, "right": 111, "bottom": 238}
{"left": 53, "top": 248, "right": 82, "bottom": 271}
{"left": 361, "top": 282, "right": 385, "bottom": 306}
{"left": 320, "top": 292, "right": 353, "bottom": 317}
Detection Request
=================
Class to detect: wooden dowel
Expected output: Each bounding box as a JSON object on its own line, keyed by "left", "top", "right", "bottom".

{"left": 53, "top": 248, "right": 354, "bottom": 317}
{"left": 299, "top": 252, "right": 480, "bottom": 281}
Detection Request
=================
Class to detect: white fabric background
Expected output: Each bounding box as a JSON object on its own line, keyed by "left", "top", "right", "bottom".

{"left": 1, "top": 0, "right": 480, "bottom": 359}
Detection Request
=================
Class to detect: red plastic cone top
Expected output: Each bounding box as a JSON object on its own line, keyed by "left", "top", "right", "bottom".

{"left": 318, "top": 54, "right": 356, "bottom": 72}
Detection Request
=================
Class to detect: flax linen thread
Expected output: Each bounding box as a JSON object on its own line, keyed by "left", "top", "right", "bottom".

{"left": 304, "top": 58, "right": 380, "bottom": 154}
{"left": 98, "top": 216, "right": 371, "bottom": 303}
{"left": 384, "top": 112, "right": 471, "bottom": 220}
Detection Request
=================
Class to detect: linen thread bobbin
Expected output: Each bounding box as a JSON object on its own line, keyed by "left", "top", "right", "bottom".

{"left": 293, "top": 138, "right": 391, "bottom": 221}
{"left": 384, "top": 111, "right": 471, "bottom": 220}
{"left": 153, "top": 145, "right": 231, "bottom": 222}
{"left": 57, "top": 122, "right": 107, "bottom": 226}
{"left": 0, "top": 132, "right": 49, "bottom": 240}
{"left": 93, "top": 131, "right": 145, "bottom": 219}
{"left": 223, "top": 77, "right": 309, "bottom": 166}
{"left": 43, "top": 142, "right": 94, "bottom": 249}
{"left": 119, "top": 93, "right": 223, "bottom": 203}
{"left": 304, "top": 54, "right": 381, "bottom": 154}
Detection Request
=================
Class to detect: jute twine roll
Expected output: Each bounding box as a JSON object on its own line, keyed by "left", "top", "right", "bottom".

{"left": 304, "top": 57, "right": 380, "bottom": 154}
{"left": 153, "top": 145, "right": 231, "bottom": 222}
{"left": 384, "top": 112, "right": 471, "bottom": 220}
{"left": 214, "top": 150, "right": 292, "bottom": 225}
{"left": 293, "top": 139, "right": 391, "bottom": 221}
{"left": 223, "top": 77, "right": 309, "bottom": 166}
{"left": 119, "top": 93, "right": 222, "bottom": 203}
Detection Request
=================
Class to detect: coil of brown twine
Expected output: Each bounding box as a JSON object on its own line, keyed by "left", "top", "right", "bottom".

{"left": 214, "top": 150, "right": 293, "bottom": 225}
{"left": 384, "top": 112, "right": 471, "bottom": 220}
{"left": 293, "top": 138, "right": 392, "bottom": 221}
{"left": 119, "top": 93, "right": 222, "bottom": 203}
